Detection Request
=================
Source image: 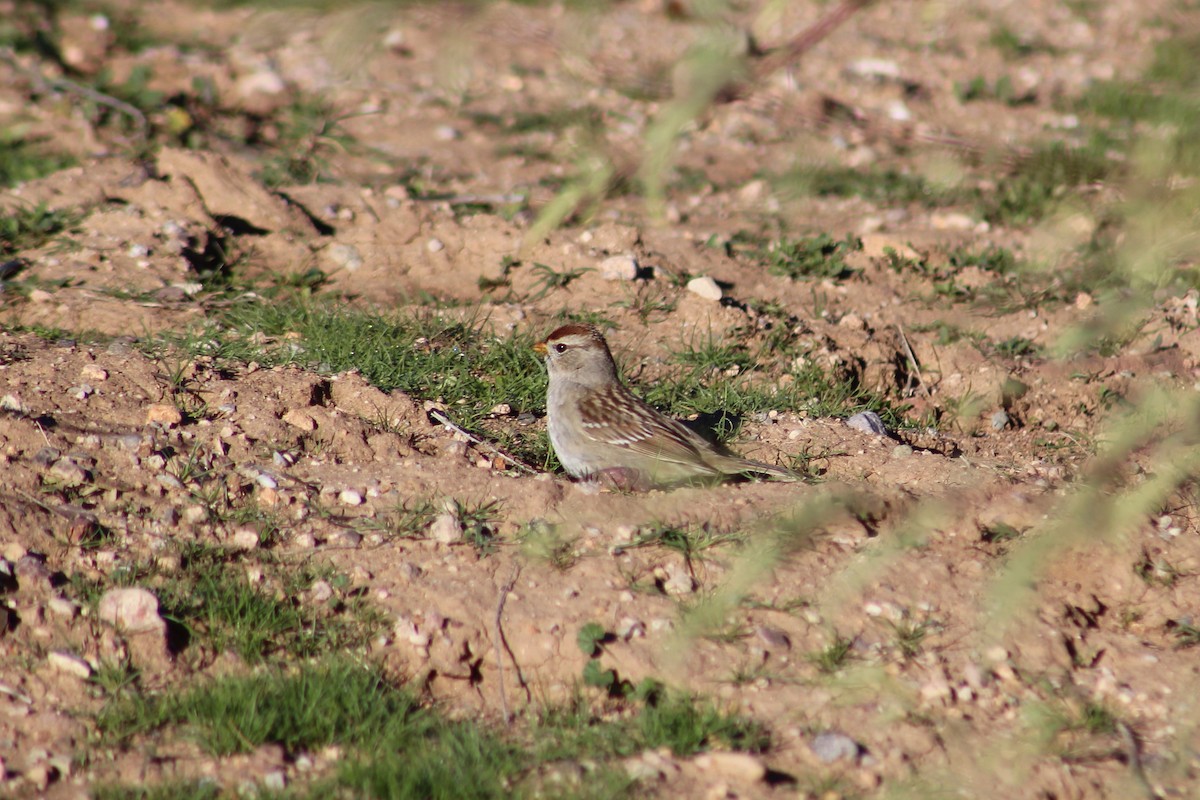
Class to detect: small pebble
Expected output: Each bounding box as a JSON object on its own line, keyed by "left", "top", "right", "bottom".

{"left": 990, "top": 410, "right": 1010, "bottom": 431}
{"left": 339, "top": 489, "right": 364, "bottom": 506}
{"left": 47, "top": 651, "right": 92, "bottom": 680}
{"left": 810, "top": 731, "right": 862, "bottom": 764}
{"left": 845, "top": 411, "right": 888, "bottom": 436}
{"left": 599, "top": 255, "right": 638, "bottom": 281}
{"left": 98, "top": 587, "right": 164, "bottom": 634}
{"left": 694, "top": 752, "right": 767, "bottom": 783}
{"left": 327, "top": 243, "right": 364, "bottom": 272}
{"left": 231, "top": 527, "right": 260, "bottom": 551}
{"left": 430, "top": 513, "right": 462, "bottom": 543}
{"left": 427, "top": 238, "right": 445, "bottom": 253}
{"left": 686, "top": 275, "right": 722, "bottom": 301}
{"left": 145, "top": 404, "right": 183, "bottom": 427}
{"left": 756, "top": 625, "right": 791, "bottom": 650}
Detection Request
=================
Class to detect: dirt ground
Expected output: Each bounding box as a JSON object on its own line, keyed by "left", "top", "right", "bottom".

{"left": 2, "top": 0, "right": 1200, "bottom": 798}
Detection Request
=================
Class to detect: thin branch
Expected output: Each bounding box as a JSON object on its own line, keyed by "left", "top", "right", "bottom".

{"left": 0, "top": 47, "right": 148, "bottom": 140}
{"left": 429, "top": 409, "right": 539, "bottom": 475}
{"left": 493, "top": 563, "right": 526, "bottom": 722}
{"left": 895, "top": 323, "right": 933, "bottom": 400}
{"left": 752, "top": 0, "right": 875, "bottom": 81}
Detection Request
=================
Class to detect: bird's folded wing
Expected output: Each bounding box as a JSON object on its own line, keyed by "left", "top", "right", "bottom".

{"left": 578, "top": 391, "right": 706, "bottom": 466}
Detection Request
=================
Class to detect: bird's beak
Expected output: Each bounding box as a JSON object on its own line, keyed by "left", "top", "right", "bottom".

{"left": 533, "top": 341, "right": 548, "bottom": 355}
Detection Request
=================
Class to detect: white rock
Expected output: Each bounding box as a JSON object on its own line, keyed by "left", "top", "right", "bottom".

{"left": 236, "top": 69, "right": 286, "bottom": 98}
{"left": 231, "top": 527, "right": 260, "bottom": 551}
{"left": 80, "top": 364, "right": 108, "bottom": 382}
{"left": 338, "top": 489, "right": 364, "bottom": 506}
{"left": 599, "top": 255, "right": 638, "bottom": 281}
{"left": 98, "top": 587, "right": 164, "bottom": 634}
{"left": 810, "top": 731, "right": 861, "bottom": 763}
{"left": 47, "top": 651, "right": 92, "bottom": 679}
{"left": 845, "top": 412, "right": 888, "bottom": 436}
{"left": 694, "top": 751, "right": 766, "bottom": 782}
{"left": 427, "top": 238, "right": 445, "bottom": 253}
{"left": 327, "top": 243, "right": 364, "bottom": 272}
{"left": 662, "top": 562, "right": 694, "bottom": 596}
{"left": 930, "top": 212, "right": 976, "bottom": 230}
{"left": 686, "top": 275, "right": 722, "bottom": 301}
{"left": 845, "top": 58, "right": 901, "bottom": 80}
{"left": 309, "top": 580, "right": 333, "bottom": 603}
{"left": 0, "top": 394, "right": 29, "bottom": 414}
{"left": 429, "top": 513, "right": 462, "bottom": 543}
{"left": 47, "top": 597, "right": 80, "bottom": 618}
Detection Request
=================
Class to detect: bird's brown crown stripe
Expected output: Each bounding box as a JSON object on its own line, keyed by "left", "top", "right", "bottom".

{"left": 545, "top": 324, "right": 599, "bottom": 341}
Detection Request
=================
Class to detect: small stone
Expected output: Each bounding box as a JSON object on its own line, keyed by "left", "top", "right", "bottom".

{"left": 984, "top": 646, "right": 1009, "bottom": 664}
{"left": 489, "top": 403, "right": 512, "bottom": 416}
{"left": 231, "top": 527, "right": 260, "bottom": 551}
{"left": 47, "top": 651, "right": 93, "bottom": 679}
{"left": 182, "top": 505, "right": 208, "bottom": 524}
{"left": 930, "top": 212, "right": 975, "bottom": 231}
{"left": 860, "top": 235, "right": 921, "bottom": 261}
{"left": 845, "top": 58, "right": 901, "bottom": 81}
{"left": 429, "top": 513, "right": 462, "bottom": 543}
{"left": 282, "top": 409, "right": 317, "bottom": 431}
{"left": 49, "top": 458, "right": 89, "bottom": 486}
{"left": 332, "top": 530, "right": 363, "bottom": 548}
{"left": 990, "top": 410, "right": 1010, "bottom": 431}
{"left": 1, "top": 394, "right": 30, "bottom": 414}
{"left": 255, "top": 472, "right": 278, "bottom": 490}
{"left": 427, "top": 238, "right": 445, "bottom": 253}
{"left": 661, "top": 562, "right": 694, "bottom": 596}
{"left": 293, "top": 532, "right": 317, "bottom": 549}
{"left": 156, "top": 473, "right": 184, "bottom": 491}
{"left": 686, "top": 275, "right": 722, "bottom": 301}
{"left": 891, "top": 444, "right": 914, "bottom": 459}
{"left": 838, "top": 313, "right": 866, "bottom": 330}
{"left": 263, "top": 771, "right": 286, "bottom": 792}
{"left": 69, "top": 384, "right": 94, "bottom": 400}
{"left": 434, "top": 125, "right": 460, "bottom": 141}
{"left": 309, "top": 580, "right": 334, "bottom": 604}
{"left": 810, "top": 731, "right": 862, "bottom": 763}
{"left": 236, "top": 68, "right": 286, "bottom": 98}
{"left": 47, "top": 597, "right": 79, "bottom": 618}
{"left": 1074, "top": 292, "right": 1094, "bottom": 310}
{"left": 845, "top": 412, "right": 888, "bottom": 436}
{"left": 756, "top": 625, "right": 791, "bottom": 650}
{"left": 737, "top": 179, "right": 768, "bottom": 203}
{"left": 15, "top": 555, "right": 53, "bottom": 589}
{"left": 694, "top": 751, "right": 767, "bottom": 783}
{"left": 338, "top": 488, "right": 364, "bottom": 506}
{"left": 98, "top": 587, "right": 164, "bottom": 634}
{"left": 599, "top": 255, "right": 639, "bottom": 281}
{"left": 28, "top": 288, "right": 54, "bottom": 303}
{"left": 326, "top": 243, "right": 364, "bottom": 272}
{"left": 145, "top": 404, "right": 183, "bottom": 427}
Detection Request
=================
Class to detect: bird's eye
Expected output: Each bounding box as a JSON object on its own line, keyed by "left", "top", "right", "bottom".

{"left": 554, "top": 343, "right": 568, "bottom": 353}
